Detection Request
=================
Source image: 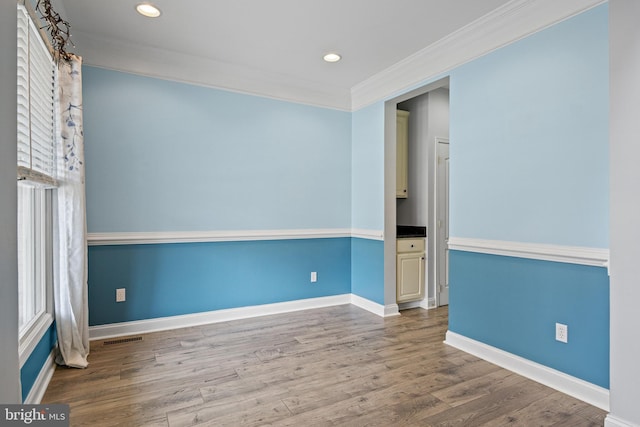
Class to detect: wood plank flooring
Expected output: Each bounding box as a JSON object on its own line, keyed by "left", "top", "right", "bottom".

{"left": 42, "top": 305, "right": 606, "bottom": 426}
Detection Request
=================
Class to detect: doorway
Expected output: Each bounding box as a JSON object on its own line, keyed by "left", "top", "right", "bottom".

{"left": 385, "top": 79, "right": 450, "bottom": 310}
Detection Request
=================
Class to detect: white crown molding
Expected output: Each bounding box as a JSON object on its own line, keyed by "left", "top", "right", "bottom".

{"left": 70, "top": 0, "right": 603, "bottom": 111}
{"left": 448, "top": 237, "right": 609, "bottom": 269}
{"left": 351, "top": 0, "right": 605, "bottom": 110}
{"left": 23, "top": 349, "right": 56, "bottom": 404}
{"left": 445, "top": 331, "right": 610, "bottom": 411}
{"left": 89, "top": 294, "right": 399, "bottom": 341}
{"left": 74, "top": 30, "right": 351, "bottom": 112}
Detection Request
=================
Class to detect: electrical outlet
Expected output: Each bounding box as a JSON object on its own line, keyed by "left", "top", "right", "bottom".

{"left": 116, "top": 288, "right": 126, "bottom": 303}
{"left": 556, "top": 323, "right": 568, "bottom": 343}
{"left": 310, "top": 272, "right": 317, "bottom": 283}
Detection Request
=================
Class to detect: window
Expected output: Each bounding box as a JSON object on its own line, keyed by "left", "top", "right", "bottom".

{"left": 17, "top": 185, "right": 52, "bottom": 346}
{"left": 17, "top": 3, "right": 56, "bottom": 183}
{"left": 17, "top": 3, "right": 56, "bottom": 365}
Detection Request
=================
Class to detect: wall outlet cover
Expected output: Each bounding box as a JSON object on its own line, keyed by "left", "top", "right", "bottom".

{"left": 116, "top": 288, "right": 126, "bottom": 302}
{"left": 556, "top": 323, "right": 568, "bottom": 343}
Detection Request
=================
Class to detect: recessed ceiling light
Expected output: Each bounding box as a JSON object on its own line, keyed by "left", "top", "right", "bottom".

{"left": 136, "top": 3, "right": 161, "bottom": 18}
{"left": 323, "top": 53, "right": 341, "bottom": 63}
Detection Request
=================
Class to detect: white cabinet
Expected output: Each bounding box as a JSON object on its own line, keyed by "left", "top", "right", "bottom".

{"left": 396, "top": 238, "right": 425, "bottom": 303}
{"left": 396, "top": 110, "right": 409, "bottom": 198}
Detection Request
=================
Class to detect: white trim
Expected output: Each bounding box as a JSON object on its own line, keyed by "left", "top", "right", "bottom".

{"left": 350, "top": 294, "right": 399, "bottom": 317}
{"left": 76, "top": 37, "right": 351, "bottom": 112}
{"left": 351, "top": 229, "right": 385, "bottom": 241}
{"left": 422, "top": 297, "right": 437, "bottom": 309}
{"left": 88, "top": 229, "right": 350, "bottom": 246}
{"left": 448, "top": 237, "right": 609, "bottom": 268}
{"left": 384, "top": 303, "right": 400, "bottom": 317}
{"left": 605, "top": 415, "right": 640, "bottom": 427}
{"left": 351, "top": 0, "right": 605, "bottom": 110}
{"left": 90, "top": 294, "right": 402, "bottom": 340}
{"left": 67, "top": 2, "right": 604, "bottom": 111}
{"left": 19, "top": 313, "right": 53, "bottom": 368}
{"left": 398, "top": 298, "right": 437, "bottom": 311}
{"left": 398, "top": 300, "right": 422, "bottom": 310}
{"left": 90, "top": 294, "right": 352, "bottom": 340}
{"left": 445, "top": 331, "right": 609, "bottom": 411}
{"left": 87, "top": 229, "right": 385, "bottom": 245}
{"left": 23, "top": 349, "right": 56, "bottom": 404}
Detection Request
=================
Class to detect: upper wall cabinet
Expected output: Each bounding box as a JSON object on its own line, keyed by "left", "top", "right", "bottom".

{"left": 396, "top": 110, "right": 410, "bottom": 198}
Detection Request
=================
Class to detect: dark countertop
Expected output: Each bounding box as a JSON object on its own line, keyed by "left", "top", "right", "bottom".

{"left": 397, "top": 225, "right": 427, "bottom": 238}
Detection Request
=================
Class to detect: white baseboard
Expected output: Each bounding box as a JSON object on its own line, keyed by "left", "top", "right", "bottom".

{"left": 605, "top": 415, "right": 640, "bottom": 427}
{"left": 422, "top": 298, "right": 437, "bottom": 309}
{"left": 24, "top": 349, "right": 56, "bottom": 404}
{"left": 90, "top": 294, "right": 356, "bottom": 340}
{"left": 350, "top": 294, "right": 399, "bottom": 317}
{"left": 398, "top": 300, "right": 423, "bottom": 310}
{"left": 445, "top": 331, "right": 609, "bottom": 411}
{"left": 384, "top": 304, "right": 400, "bottom": 317}
{"left": 90, "top": 294, "right": 400, "bottom": 340}
{"left": 398, "top": 298, "right": 436, "bottom": 311}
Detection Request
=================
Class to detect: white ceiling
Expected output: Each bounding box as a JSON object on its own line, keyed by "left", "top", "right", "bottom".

{"left": 53, "top": 0, "right": 601, "bottom": 109}
{"left": 55, "top": 0, "right": 510, "bottom": 108}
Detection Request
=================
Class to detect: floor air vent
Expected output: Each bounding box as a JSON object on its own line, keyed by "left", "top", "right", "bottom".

{"left": 103, "top": 336, "right": 143, "bottom": 346}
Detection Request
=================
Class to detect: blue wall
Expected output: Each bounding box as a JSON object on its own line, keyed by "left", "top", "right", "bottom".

{"left": 20, "top": 323, "right": 56, "bottom": 402}
{"left": 82, "top": 67, "right": 357, "bottom": 324}
{"left": 351, "top": 102, "right": 384, "bottom": 231}
{"left": 346, "top": 4, "right": 610, "bottom": 388}
{"left": 350, "top": 238, "right": 384, "bottom": 305}
{"left": 350, "top": 103, "right": 386, "bottom": 303}
{"left": 83, "top": 67, "right": 352, "bottom": 233}
{"left": 449, "top": 251, "right": 609, "bottom": 388}
{"left": 449, "top": 5, "right": 609, "bottom": 247}
{"left": 447, "top": 5, "right": 610, "bottom": 388}
{"left": 81, "top": 5, "right": 610, "bottom": 391}
{"left": 88, "top": 238, "right": 351, "bottom": 325}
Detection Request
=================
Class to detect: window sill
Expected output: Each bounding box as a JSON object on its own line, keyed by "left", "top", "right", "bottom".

{"left": 19, "top": 313, "right": 54, "bottom": 368}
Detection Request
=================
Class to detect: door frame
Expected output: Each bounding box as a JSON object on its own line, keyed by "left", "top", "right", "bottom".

{"left": 435, "top": 137, "right": 450, "bottom": 306}
{"left": 383, "top": 77, "right": 450, "bottom": 310}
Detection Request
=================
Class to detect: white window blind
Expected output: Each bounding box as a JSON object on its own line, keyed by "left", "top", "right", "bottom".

{"left": 16, "top": 3, "right": 55, "bottom": 368}
{"left": 17, "top": 4, "right": 57, "bottom": 187}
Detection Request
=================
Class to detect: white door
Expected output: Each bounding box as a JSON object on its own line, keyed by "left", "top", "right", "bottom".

{"left": 436, "top": 138, "right": 450, "bottom": 306}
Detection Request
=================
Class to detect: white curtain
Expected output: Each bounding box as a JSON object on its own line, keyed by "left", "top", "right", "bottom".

{"left": 54, "top": 55, "right": 89, "bottom": 368}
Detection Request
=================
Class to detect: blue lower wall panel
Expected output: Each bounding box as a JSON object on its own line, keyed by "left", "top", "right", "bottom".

{"left": 449, "top": 250, "right": 609, "bottom": 388}
{"left": 88, "top": 238, "right": 351, "bottom": 326}
{"left": 21, "top": 322, "right": 56, "bottom": 402}
{"left": 350, "top": 238, "right": 384, "bottom": 305}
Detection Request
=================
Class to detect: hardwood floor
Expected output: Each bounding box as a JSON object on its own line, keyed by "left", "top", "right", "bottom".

{"left": 42, "top": 305, "right": 606, "bottom": 426}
